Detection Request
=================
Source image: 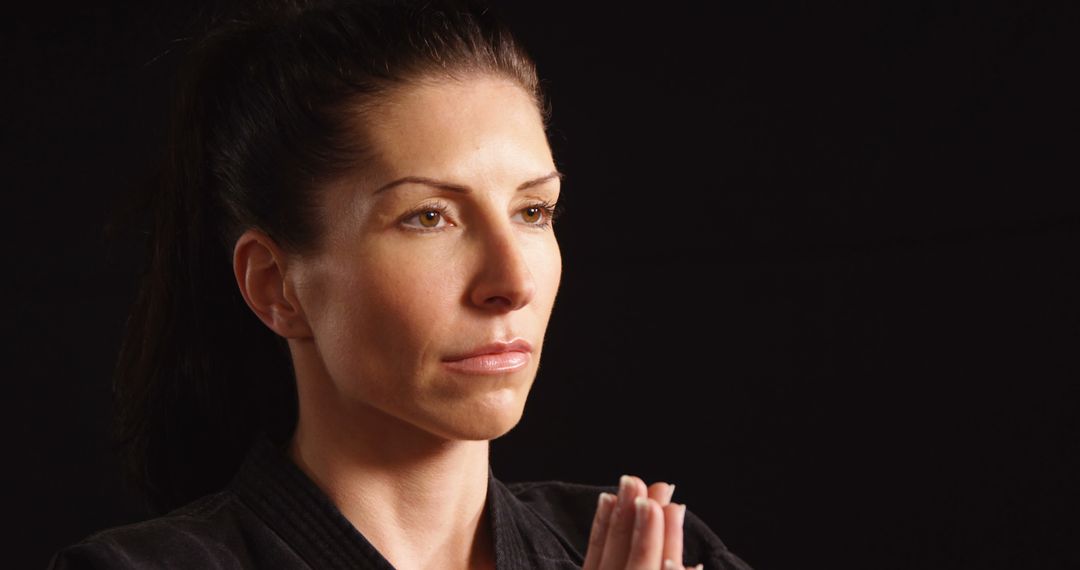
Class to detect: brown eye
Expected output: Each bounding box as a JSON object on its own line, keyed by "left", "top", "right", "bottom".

{"left": 402, "top": 203, "right": 452, "bottom": 231}
{"left": 419, "top": 210, "right": 441, "bottom": 227}
{"left": 522, "top": 207, "right": 542, "bottom": 224}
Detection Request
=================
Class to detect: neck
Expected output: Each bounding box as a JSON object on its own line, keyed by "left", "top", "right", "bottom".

{"left": 287, "top": 350, "right": 496, "bottom": 570}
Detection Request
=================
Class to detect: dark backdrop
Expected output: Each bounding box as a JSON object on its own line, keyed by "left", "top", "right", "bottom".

{"left": 8, "top": 1, "right": 1078, "bottom": 568}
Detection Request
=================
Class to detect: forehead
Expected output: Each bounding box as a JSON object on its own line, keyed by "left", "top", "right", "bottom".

{"left": 362, "top": 76, "right": 553, "bottom": 183}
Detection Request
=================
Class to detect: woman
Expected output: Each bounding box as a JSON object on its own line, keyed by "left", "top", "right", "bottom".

{"left": 49, "top": 1, "right": 751, "bottom": 568}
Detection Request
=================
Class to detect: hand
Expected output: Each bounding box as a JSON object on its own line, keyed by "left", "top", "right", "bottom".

{"left": 581, "top": 475, "right": 704, "bottom": 570}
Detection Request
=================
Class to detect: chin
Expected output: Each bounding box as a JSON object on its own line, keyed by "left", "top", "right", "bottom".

{"left": 428, "top": 390, "right": 528, "bottom": 441}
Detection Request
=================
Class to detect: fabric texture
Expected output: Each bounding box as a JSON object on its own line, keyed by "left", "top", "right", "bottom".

{"left": 48, "top": 436, "right": 752, "bottom": 569}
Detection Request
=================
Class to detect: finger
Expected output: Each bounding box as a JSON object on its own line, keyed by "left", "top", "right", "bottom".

{"left": 598, "top": 475, "right": 646, "bottom": 570}
{"left": 625, "top": 497, "right": 665, "bottom": 570}
{"left": 648, "top": 481, "right": 676, "bottom": 506}
{"left": 661, "top": 502, "right": 686, "bottom": 570}
{"left": 581, "top": 492, "right": 616, "bottom": 570}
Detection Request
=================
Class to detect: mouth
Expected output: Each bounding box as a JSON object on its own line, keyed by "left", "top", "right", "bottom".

{"left": 442, "top": 338, "right": 533, "bottom": 375}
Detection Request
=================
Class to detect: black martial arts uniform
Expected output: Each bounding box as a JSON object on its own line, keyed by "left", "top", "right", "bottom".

{"left": 49, "top": 436, "right": 752, "bottom": 569}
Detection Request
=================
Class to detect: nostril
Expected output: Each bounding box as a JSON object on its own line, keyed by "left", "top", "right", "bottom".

{"left": 483, "top": 293, "right": 523, "bottom": 311}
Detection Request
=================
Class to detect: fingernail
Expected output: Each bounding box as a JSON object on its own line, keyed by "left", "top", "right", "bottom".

{"left": 633, "top": 496, "right": 649, "bottom": 530}
{"left": 678, "top": 503, "right": 687, "bottom": 528}
{"left": 618, "top": 475, "right": 632, "bottom": 503}
{"left": 663, "top": 560, "right": 678, "bottom": 570}
{"left": 695, "top": 564, "right": 704, "bottom": 570}
{"left": 597, "top": 492, "right": 613, "bottom": 511}
{"left": 657, "top": 482, "right": 676, "bottom": 504}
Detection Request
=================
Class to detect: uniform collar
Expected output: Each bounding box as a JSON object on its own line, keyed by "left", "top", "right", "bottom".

{"left": 230, "top": 435, "right": 581, "bottom": 569}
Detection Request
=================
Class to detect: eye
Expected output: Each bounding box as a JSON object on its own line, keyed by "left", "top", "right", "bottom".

{"left": 522, "top": 206, "right": 542, "bottom": 223}
{"left": 513, "top": 201, "right": 558, "bottom": 228}
{"left": 401, "top": 203, "right": 452, "bottom": 230}
{"left": 417, "top": 210, "right": 442, "bottom": 228}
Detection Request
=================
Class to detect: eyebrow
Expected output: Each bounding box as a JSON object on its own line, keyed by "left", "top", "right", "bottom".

{"left": 373, "top": 170, "right": 563, "bottom": 195}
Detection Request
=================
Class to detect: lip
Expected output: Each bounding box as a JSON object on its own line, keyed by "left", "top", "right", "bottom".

{"left": 443, "top": 339, "right": 533, "bottom": 362}
{"left": 442, "top": 338, "right": 533, "bottom": 375}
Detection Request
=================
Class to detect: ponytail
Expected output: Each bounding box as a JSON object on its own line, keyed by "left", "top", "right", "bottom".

{"left": 113, "top": 19, "right": 298, "bottom": 513}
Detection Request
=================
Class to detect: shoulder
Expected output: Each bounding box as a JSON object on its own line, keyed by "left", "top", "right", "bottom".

{"left": 47, "top": 491, "right": 260, "bottom": 569}
{"left": 504, "top": 479, "right": 615, "bottom": 546}
{"left": 503, "top": 480, "right": 754, "bottom": 570}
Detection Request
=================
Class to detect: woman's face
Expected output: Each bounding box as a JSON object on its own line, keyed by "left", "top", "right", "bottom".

{"left": 289, "top": 76, "right": 562, "bottom": 441}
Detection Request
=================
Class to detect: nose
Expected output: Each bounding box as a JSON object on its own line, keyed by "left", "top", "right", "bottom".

{"left": 468, "top": 222, "right": 536, "bottom": 312}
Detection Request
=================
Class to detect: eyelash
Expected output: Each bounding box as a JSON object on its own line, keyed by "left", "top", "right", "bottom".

{"left": 400, "top": 200, "right": 562, "bottom": 232}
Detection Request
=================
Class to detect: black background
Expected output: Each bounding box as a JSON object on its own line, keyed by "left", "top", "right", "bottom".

{"left": 8, "top": 1, "right": 1078, "bottom": 568}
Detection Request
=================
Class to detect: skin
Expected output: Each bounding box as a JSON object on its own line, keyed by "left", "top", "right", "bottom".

{"left": 232, "top": 75, "right": 699, "bottom": 570}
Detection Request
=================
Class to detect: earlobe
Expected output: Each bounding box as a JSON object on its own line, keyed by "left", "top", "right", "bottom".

{"left": 232, "top": 229, "right": 313, "bottom": 339}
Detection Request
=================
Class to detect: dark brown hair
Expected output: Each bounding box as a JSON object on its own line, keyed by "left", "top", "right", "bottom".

{"left": 112, "top": 0, "right": 548, "bottom": 514}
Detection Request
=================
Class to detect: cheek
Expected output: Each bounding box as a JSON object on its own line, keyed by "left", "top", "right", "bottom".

{"left": 532, "top": 236, "right": 563, "bottom": 307}
{"left": 342, "top": 245, "right": 464, "bottom": 363}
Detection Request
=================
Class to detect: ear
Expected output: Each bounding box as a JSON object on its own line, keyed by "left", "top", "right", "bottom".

{"left": 232, "top": 228, "right": 313, "bottom": 339}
